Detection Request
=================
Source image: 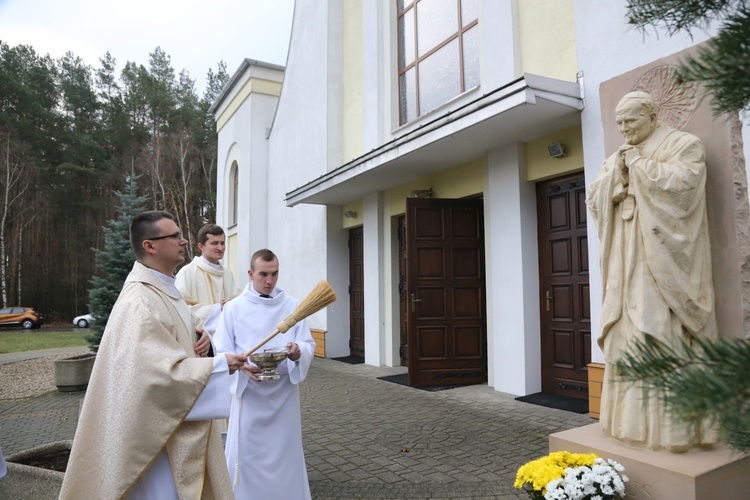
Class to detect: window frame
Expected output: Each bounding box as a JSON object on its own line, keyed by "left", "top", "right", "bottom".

{"left": 397, "top": 0, "right": 479, "bottom": 125}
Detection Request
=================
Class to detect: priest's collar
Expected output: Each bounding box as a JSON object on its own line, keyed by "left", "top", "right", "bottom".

{"left": 148, "top": 268, "right": 181, "bottom": 297}
{"left": 200, "top": 255, "right": 222, "bottom": 270}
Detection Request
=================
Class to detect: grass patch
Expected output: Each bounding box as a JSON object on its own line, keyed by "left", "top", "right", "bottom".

{"left": 0, "top": 329, "right": 89, "bottom": 354}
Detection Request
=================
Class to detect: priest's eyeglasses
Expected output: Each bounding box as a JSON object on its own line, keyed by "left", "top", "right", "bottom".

{"left": 146, "top": 231, "right": 183, "bottom": 241}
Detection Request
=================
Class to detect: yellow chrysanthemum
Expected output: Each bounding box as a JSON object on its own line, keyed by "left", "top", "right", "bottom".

{"left": 514, "top": 451, "right": 598, "bottom": 493}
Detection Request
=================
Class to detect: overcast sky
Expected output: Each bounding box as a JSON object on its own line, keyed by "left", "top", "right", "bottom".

{"left": 0, "top": 0, "right": 294, "bottom": 92}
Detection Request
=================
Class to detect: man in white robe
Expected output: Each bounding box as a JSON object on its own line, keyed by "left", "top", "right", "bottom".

{"left": 60, "top": 211, "right": 250, "bottom": 498}
{"left": 586, "top": 92, "right": 718, "bottom": 451}
{"left": 214, "top": 248, "right": 316, "bottom": 499}
{"left": 176, "top": 223, "right": 239, "bottom": 335}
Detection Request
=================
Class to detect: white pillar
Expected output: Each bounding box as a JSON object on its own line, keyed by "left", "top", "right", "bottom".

{"left": 363, "top": 191, "right": 386, "bottom": 365}
{"left": 484, "top": 143, "right": 541, "bottom": 395}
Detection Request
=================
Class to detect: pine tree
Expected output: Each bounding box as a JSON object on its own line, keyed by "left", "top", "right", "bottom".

{"left": 85, "top": 176, "right": 147, "bottom": 350}
{"left": 626, "top": 0, "right": 750, "bottom": 115}
{"left": 616, "top": 334, "right": 750, "bottom": 454}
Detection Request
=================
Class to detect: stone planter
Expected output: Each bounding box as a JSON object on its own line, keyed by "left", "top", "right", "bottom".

{"left": 0, "top": 441, "right": 71, "bottom": 499}
{"left": 54, "top": 352, "right": 96, "bottom": 392}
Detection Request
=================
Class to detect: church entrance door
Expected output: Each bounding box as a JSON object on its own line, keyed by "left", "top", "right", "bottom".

{"left": 536, "top": 174, "right": 591, "bottom": 400}
{"left": 348, "top": 226, "right": 365, "bottom": 358}
{"left": 405, "top": 198, "right": 487, "bottom": 387}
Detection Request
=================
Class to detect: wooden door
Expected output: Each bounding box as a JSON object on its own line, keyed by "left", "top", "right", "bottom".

{"left": 398, "top": 216, "right": 408, "bottom": 366}
{"left": 406, "top": 198, "right": 487, "bottom": 387}
{"left": 536, "top": 175, "right": 591, "bottom": 399}
{"left": 349, "top": 227, "right": 365, "bottom": 357}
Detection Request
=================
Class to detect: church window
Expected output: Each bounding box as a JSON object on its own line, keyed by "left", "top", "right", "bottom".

{"left": 230, "top": 161, "right": 238, "bottom": 226}
{"left": 397, "top": 0, "right": 479, "bottom": 125}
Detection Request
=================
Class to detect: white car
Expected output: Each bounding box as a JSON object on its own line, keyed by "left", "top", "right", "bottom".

{"left": 73, "top": 313, "right": 95, "bottom": 328}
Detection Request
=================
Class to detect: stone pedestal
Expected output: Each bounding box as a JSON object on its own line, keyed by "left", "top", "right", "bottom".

{"left": 550, "top": 423, "right": 750, "bottom": 499}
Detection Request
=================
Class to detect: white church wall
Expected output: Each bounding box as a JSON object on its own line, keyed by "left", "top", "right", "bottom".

{"left": 266, "top": 0, "right": 337, "bottom": 331}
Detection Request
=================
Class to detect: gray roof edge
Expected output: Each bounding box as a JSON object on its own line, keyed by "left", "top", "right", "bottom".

{"left": 209, "top": 58, "right": 286, "bottom": 115}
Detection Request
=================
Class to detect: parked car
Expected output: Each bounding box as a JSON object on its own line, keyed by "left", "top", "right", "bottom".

{"left": 0, "top": 306, "right": 44, "bottom": 329}
{"left": 73, "top": 313, "right": 95, "bottom": 328}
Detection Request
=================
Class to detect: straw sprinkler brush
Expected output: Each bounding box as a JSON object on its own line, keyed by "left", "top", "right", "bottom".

{"left": 244, "top": 280, "right": 337, "bottom": 356}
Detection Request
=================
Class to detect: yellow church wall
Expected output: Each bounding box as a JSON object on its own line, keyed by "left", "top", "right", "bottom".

{"left": 342, "top": 0, "right": 365, "bottom": 165}
{"left": 342, "top": 200, "right": 364, "bottom": 229}
{"left": 387, "top": 159, "right": 484, "bottom": 216}
{"left": 526, "top": 125, "right": 584, "bottom": 182}
{"left": 227, "top": 232, "right": 239, "bottom": 280}
{"left": 215, "top": 77, "right": 283, "bottom": 133}
{"left": 518, "top": 0, "right": 578, "bottom": 82}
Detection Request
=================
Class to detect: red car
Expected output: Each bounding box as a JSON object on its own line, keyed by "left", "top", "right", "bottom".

{"left": 0, "top": 306, "right": 44, "bottom": 329}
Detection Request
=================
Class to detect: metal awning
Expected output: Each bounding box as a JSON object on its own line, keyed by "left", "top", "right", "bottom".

{"left": 286, "top": 73, "right": 584, "bottom": 207}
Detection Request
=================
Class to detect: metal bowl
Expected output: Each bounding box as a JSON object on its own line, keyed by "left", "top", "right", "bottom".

{"left": 249, "top": 346, "right": 289, "bottom": 380}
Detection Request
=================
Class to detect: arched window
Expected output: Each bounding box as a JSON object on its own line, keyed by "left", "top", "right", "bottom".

{"left": 230, "top": 161, "right": 239, "bottom": 226}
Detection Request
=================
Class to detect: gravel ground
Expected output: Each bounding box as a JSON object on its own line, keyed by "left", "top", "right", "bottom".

{"left": 0, "top": 352, "right": 88, "bottom": 399}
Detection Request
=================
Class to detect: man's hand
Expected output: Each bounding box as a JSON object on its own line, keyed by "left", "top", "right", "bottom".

{"left": 220, "top": 299, "right": 227, "bottom": 310}
{"left": 287, "top": 342, "right": 301, "bottom": 362}
{"left": 194, "top": 330, "right": 211, "bottom": 357}
{"left": 241, "top": 363, "right": 262, "bottom": 382}
{"left": 225, "top": 353, "right": 249, "bottom": 374}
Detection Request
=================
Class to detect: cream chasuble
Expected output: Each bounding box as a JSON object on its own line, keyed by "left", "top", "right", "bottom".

{"left": 214, "top": 285, "right": 315, "bottom": 499}
{"left": 176, "top": 256, "right": 239, "bottom": 332}
{"left": 586, "top": 124, "right": 718, "bottom": 451}
{"left": 59, "top": 261, "right": 234, "bottom": 499}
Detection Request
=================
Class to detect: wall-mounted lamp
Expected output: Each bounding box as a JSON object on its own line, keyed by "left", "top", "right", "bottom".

{"left": 343, "top": 210, "right": 357, "bottom": 219}
{"left": 547, "top": 143, "right": 566, "bottom": 159}
{"left": 410, "top": 188, "right": 433, "bottom": 198}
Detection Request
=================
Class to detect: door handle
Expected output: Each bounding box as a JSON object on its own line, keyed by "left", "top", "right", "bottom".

{"left": 411, "top": 293, "right": 422, "bottom": 312}
{"left": 546, "top": 291, "right": 553, "bottom": 312}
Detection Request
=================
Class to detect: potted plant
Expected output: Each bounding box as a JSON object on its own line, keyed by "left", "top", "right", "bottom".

{"left": 515, "top": 450, "right": 628, "bottom": 500}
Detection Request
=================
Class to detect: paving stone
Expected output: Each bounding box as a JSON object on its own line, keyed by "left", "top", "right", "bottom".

{"left": 0, "top": 356, "right": 593, "bottom": 498}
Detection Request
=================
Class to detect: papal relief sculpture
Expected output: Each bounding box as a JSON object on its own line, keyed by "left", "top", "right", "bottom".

{"left": 586, "top": 90, "right": 718, "bottom": 452}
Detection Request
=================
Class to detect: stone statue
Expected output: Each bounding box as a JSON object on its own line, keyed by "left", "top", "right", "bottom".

{"left": 586, "top": 91, "right": 718, "bottom": 452}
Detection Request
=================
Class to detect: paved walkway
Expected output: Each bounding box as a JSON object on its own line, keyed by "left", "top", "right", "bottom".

{"left": 0, "top": 354, "right": 593, "bottom": 499}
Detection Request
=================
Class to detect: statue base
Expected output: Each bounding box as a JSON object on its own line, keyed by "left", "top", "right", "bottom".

{"left": 550, "top": 423, "right": 750, "bottom": 499}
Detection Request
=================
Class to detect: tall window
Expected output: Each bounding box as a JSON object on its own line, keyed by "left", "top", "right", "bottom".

{"left": 397, "top": 0, "right": 479, "bottom": 125}
{"left": 230, "top": 161, "right": 238, "bottom": 226}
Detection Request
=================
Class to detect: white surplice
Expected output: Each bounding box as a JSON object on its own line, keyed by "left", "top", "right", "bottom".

{"left": 214, "top": 285, "right": 315, "bottom": 499}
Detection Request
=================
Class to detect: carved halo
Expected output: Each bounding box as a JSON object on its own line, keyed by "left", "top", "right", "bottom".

{"left": 632, "top": 65, "right": 697, "bottom": 130}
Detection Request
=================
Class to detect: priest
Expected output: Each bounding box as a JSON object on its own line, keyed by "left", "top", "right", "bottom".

{"left": 176, "top": 223, "right": 239, "bottom": 335}
{"left": 60, "top": 211, "right": 250, "bottom": 498}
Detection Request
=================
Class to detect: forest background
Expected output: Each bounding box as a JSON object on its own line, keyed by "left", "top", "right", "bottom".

{"left": 0, "top": 41, "right": 230, "bottom": 322}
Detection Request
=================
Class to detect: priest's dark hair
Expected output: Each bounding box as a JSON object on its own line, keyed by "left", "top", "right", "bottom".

{"left": 197, "top": 223, "right": 225, "bottom": 245}
{"left": 250, "top": 248, "right": 278, "bottom": 270}
{"left": 130, "top": 211, "right": 175, "bottom": 258}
